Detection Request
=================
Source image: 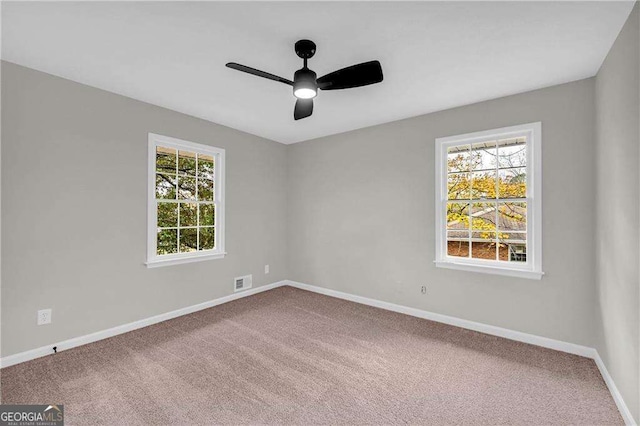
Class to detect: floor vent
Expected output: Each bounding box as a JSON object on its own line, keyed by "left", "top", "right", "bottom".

{"left": 234, "top": 275, "right": 252, "bottom": 292}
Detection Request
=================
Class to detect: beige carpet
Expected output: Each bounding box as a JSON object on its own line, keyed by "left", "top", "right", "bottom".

{"left": 1, "top": 286, "right": 622, "bottom": 425}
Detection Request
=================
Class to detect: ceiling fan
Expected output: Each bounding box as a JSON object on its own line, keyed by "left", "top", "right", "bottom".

{"left": 226, "top": 39, "right": 383, "bottom": 120}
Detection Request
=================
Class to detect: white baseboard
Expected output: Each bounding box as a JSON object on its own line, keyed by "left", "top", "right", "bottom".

{"left": 284, "top": 280, "right": 636, "bottom": 425}
{"left": 593, "top": 352, "right": 637, "bottom": 426}
{"left": 2, "top": 278, "right": 634, "bottom": 425}
{"left": 0, "top": 280, "right": 287, "bottom": 369}
{"left": 285, "top": 280, "right": 593, "bottom": 356}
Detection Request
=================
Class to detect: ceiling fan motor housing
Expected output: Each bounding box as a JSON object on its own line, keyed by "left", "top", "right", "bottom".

{"left": 295, "top": 39, "right": 316, "bottom": 59}
{"left": 293, "top": 68, "right": 318, "bottom": 99}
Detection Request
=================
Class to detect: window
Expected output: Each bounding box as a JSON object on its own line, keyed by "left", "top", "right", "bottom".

{"left": 434, "top": 122, "right": 542, "bottom": 279}
{"left": 146, "top": 133, "right": 225, "bottom": 267}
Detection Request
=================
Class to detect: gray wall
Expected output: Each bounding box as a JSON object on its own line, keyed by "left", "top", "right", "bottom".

{"left": 595, "top": 3, "right": 640, "bottom": 422}
{"left": 288, "top": 78, "right": 598, "bottom": 348}
{"left": 1, "top": 62, "right": 288, "bottom": 357}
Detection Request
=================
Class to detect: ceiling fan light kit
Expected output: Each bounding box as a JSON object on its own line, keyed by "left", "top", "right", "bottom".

{"left": 226, "top": 39, "right": 383, "bottom": 120}
{"left": 293, "top": 68, "right": 317, "bottom": 99}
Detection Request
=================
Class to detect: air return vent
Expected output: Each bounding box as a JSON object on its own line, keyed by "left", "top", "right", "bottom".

{"left": 234, "top": 274, "right": 252, "bottom": 292}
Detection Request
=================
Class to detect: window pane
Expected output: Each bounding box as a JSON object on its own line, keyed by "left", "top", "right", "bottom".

{"left": 471, "top": 171, "right": 496, "bottom": 200}
{"left": 157, "top": 202, "right": 177, "bottom": 227}
{"left": 179, "top": 203, "right": 197, "bottom": 227}
{"left": 199, "top": 227, "right": 215, "bottom": 251}
{"left": 470, "top": 202, "right": 497, "bottom": 260}
{"left": 498, "top": 231, "right": 527, "bottom": 243}
{"left": 438, "top": 130, "right": 532, "bottom": 269}
{"left": 472, "top": 232, "right": 497, "bottom": 260}
{"left": 156, "top": 174, "right": 176, "bottom": 199}
{"left": 447, "top": 145, "right": 471, "bottom": 172}
{"left": 179, "top": 228, "right": 197, "bottom": 253}
{"left": 498, "top": 138, "right": 526, "bottom": 168}
{"left": 447, "top": 229, "right": 468, "bottom": 240}
{"left": 198, "top": 154, "right": 214, "bottom": 180}
{"left": 498, "top": 168, "right": 526, "bottom": 198}
{"left": 156, "top": 147, "right": 176, "bottom": 173}
{"left": 178, "top": 176, "right": 197, "bottom": 200}
{"left": 470, "top": 141, "right": 497, "bottom": 171}
{"left": 199, "top": 204, "right": 215, "bottom": 226}
{"left": 498, "top": 231, "right": 526, "bottom": 262}
{"left": 447, "top": 173, "right": 470, "bottom": 200}
{"left": 157, "top": 229, "right": 177, "bottom": 255}
{"left": 471, "top": 202, "right": 497, "bottom": 231}
{"left": 497, "top": 202, "right": 527, "bottom": 232}
{"left": 500, "top": 242, "right": 527, "bottom": 262}
{"left": 447, "top": 230, "right": 469, "bottom": 258}
{"left": 447, "top": 202, "right": 469, "bottom": 230}
{"left": 511, "top": 244, "right": 527, "bottom": 262}
{"left": 198, "top": 179, "right": 214, "bottom": 201}
{"left": 178, "top": 151, "right": 196, "bottom": 176}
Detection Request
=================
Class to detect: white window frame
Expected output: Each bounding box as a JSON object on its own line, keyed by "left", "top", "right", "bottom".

{"left": 434, "top": 122, "right": 543, "bottom": 280}
{"left": 146, "top": 133, "right": 226, "bottom": 268}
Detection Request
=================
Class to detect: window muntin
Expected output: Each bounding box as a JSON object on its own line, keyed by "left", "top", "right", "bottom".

{"left": 147, "top": 134, "right": 225, "bottom": 267}
{"left": 435, "top": 123, "right": 542, "bottom": 279}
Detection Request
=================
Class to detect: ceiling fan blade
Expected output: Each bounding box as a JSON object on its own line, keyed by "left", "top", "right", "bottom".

{"left": 317, "top": 60, "right": 383, "bottom": 90}
{"left": 226, "top": 62, "right": 293, "bottom": 86}
{"left": 294, "top": 99, "right": 313, "bottom": 120}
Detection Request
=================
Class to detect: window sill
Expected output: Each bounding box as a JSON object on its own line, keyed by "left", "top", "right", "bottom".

{"left": 146, "top": 252, "right": 226, "bottom": 268}
{"left": 434, "top": 260, "right": 544, "bottom": 280}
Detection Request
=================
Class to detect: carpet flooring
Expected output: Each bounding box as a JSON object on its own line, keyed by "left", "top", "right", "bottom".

{"left": 1, "top": 286, "right": 622, "bottom": 425}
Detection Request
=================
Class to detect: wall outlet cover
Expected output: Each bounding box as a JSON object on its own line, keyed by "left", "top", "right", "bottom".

{"left": 37, "top": 309, "right": 52, "bottom": 325}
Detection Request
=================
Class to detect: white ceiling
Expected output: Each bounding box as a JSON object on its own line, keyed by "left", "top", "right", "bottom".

{"left": 2, "top": 1, "right": 634, "bottom": 144}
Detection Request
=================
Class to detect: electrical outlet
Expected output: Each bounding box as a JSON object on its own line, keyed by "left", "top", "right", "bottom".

{"left": 421, "top": 286, "right": 427, "bottom": 294}
{"left": 264, "top": 264, "right": 270, "bottom": 274}
{"left": 37, "top": 309, "right": 52, "bottom": 325}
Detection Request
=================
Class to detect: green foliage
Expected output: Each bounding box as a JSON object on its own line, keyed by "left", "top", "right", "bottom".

{"left": 157, "top": 203, "right": 177, "bottom": 227}
{"left": 178, "top": 151, "right": 196, "bottom": 176}
{"left": 179, "top": 228, "right": 198, "bottom": 252}
{"left": 157, "top": 229, "right": 178, "bottom": 255}
{"left": 179, "top": 203, "right": 198, "bottom": 227}
{"left": 197, "top": 179, "right": 214, "bottom": 201}
{"left": 178, "top": 176, "right": 197, "bottom": 199}
{"left": 198, "top": 155, "right": 214, "bottom": 179}
{"left": 156, "top": 174, "right": 177, "bottom": 199}
{"left": 199, "top": 204, "right": 215, "bottom": 226}
{"left": 156, "top": 149, "right": 176, "bottom": 173}
{"left": 199, "top": 228, "right": 215, "bottom": 251}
